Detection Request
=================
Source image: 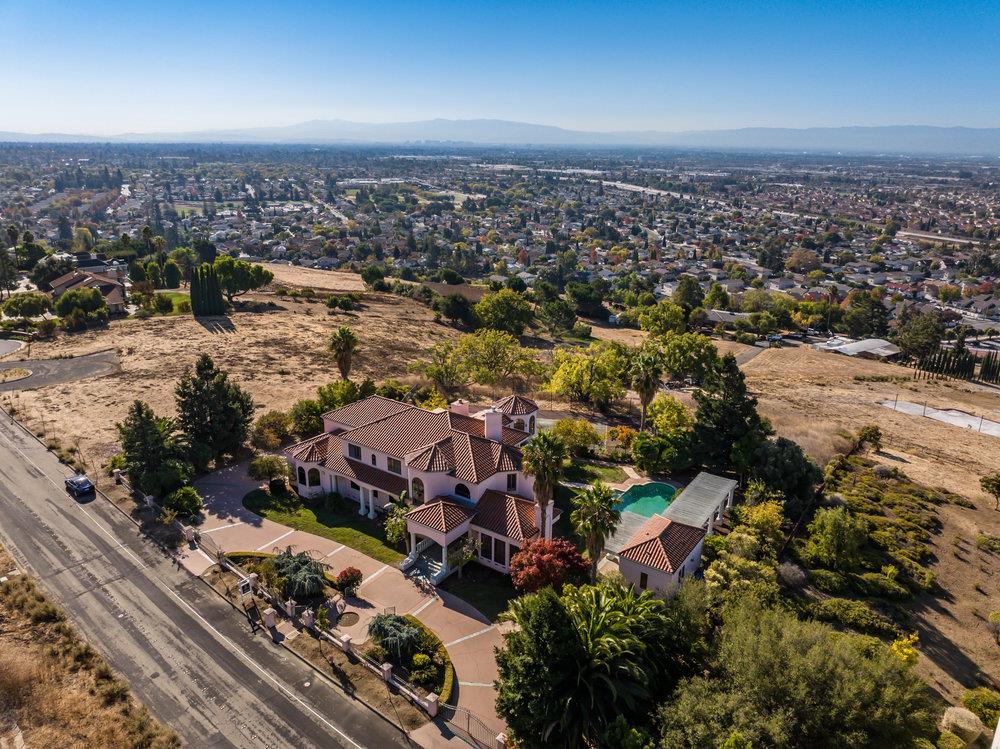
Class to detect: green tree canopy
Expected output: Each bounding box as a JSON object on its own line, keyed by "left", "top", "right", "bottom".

{"left": 658, "top": 600, "right": 934, "bottom": 748}
{"left": 115, "top": 400, "right": 192, "bottom": 498}
{"left": 474, "top": 288, "right": 534, "bottom": 336}
{"left": 174, "top": 354, "right": 255, "bottom": 467}
{"left": 639, "top": 300, "right": 686, "bottom": 336}
{"left": 693, "top": 353, "right": 772, "bottom": 474}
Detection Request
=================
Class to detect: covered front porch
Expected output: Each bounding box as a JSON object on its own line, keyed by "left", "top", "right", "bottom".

{"left": 400, "top": 499, "right": 475, "bottom": 584}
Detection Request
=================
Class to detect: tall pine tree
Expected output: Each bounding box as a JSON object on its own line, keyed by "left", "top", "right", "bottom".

{"left": 174, "top": 354, "right": 254, "bottom": 467}
{"left": 693, "top": 353, "right": 773, "bottom": 474}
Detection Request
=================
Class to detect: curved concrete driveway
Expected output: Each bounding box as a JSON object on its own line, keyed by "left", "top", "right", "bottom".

{"left": 0, "top": 339, "right": 25, "bottom": 358}
{"left": 192, "top": 463, "right": 507, "bottom": 737}
{"left": 0, "top": 349, "right": 119, "bottom": 391}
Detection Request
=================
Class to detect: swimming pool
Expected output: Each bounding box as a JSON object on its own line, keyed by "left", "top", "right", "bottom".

{"left": 615, "top": 482, "right": 677, "bottom": 518}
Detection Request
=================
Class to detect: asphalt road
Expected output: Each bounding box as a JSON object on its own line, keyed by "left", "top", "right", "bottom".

{"left": 0, "top": 349, "right": 120, "bottom": 391}
{"left": 0, "top": 414, "right": 410, "bottom": 749}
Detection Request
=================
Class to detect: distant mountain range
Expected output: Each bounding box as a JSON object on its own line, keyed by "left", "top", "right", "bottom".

{"left": 2, "top": 119, "right": 1000, "bottom": 155}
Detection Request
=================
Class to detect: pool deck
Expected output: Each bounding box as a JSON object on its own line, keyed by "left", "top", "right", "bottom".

{"left": 562, "top": 463, "right": 649, "bottom": 493}
{"left": 560, "top": 465, "right": 684, "bottom": 555}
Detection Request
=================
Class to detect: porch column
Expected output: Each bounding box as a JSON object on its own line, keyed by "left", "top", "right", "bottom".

{"left": 440, "top": 541, "right": 449, "bottom": 575}
{"left": 358, "top": 488, "right": 367, "bottom": 516}
{"left": 367, "top": 490, "right": 377, "bottom": 520}
{"left": 409, "top": 531, "right": 418, "bottom": 556}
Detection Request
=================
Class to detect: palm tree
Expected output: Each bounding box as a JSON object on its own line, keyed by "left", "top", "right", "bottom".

{"left": 521, "top": 430, "right": 568, "bottom": 537}
{"left": 630, "top": 350, "right": 664, "bottom": 431}
{"left": 328, "top": 326, "right": 359, "bottom": 380}
{"left": 571, "top": 482, "right": 621, "bottom": 582}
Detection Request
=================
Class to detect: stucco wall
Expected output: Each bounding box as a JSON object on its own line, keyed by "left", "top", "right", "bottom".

{"left": 618, "top": 538, "right": 705, "bottom": 598}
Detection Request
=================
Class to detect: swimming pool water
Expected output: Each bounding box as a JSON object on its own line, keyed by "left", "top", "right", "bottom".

{"left": 615, "top": 482, "right": 677, "bottom": 518}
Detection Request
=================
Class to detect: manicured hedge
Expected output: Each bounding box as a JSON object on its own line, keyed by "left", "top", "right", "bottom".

{"left": 403, "top": 614, "right": 455, "bottom": 704}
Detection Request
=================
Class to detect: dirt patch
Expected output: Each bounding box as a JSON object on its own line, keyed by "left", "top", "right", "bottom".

{"left": 742, "top": 346, "right": 1000, "bottom": 498}
{"left": 0, "top": 544, "right": 179, "bottom": 748}
{"left": 2, "top": 291, "right": 459, "bottom": 469}
{"left": 267, "top": 264, "right": 367, "bottom": 293}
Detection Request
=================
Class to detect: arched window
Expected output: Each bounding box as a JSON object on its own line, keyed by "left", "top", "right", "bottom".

{"left": 297, "top": 466, "right": 306, "bottom": 485}
{"left": 528, "top": 415, "right": 536, "bottom": 433}
{"left": 454, "top": 483, "right": 471, "bottom": 499}
{"left": 513, "top": 418, "right": 525, "bottom": 431}
{"left": 307, "top": 468, "right": 320, "bottom": 487}
{"left": 411, "top": 477, "right": 425, "bottom": 504}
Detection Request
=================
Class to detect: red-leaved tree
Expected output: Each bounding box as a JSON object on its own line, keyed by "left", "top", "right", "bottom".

{"left": 509, "top": 538, "right": 588, "bottom": 593}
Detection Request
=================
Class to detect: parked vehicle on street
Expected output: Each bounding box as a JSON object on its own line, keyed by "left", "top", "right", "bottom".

{"left": 65, "top": 474, "right": 95, "bottom": 498}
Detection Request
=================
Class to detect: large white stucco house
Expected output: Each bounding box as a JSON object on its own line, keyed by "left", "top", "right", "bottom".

{"left": 285, "top": 394, "right": 549, "bottom": 583}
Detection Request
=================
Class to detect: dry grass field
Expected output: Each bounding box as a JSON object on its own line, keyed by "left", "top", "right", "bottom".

{"left": 0, "top": 544, "right": 178, "bottom": 748}
{"left": 4, "top": 269, "right": 459, "bottom": 470}
{"left": 268, "top": 264, "right": 368, "bottom": 292}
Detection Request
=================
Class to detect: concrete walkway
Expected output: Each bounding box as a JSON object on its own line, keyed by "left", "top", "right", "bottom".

{"left": 190, "top": 463, "right": 506, "bottom": 737}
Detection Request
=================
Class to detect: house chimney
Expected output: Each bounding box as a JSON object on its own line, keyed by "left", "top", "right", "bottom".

{"left": 450, "top": 399, "right": 469, "bottom": 416}
{"left": 483, "top": 407, "right": 502, "bottom": 441}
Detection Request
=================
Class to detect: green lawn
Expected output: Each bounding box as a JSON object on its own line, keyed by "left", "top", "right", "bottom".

{"left": 440, "top": 563, "right": 518, "bottom": 622}
{"left": 563, "top": 461, "right": 628, "bottom": 485}
{"left": 243, "top": 489, "right": 405, "bottom": 565}
{"left": 160, "top": 291, "right": 190, "bottom": 315}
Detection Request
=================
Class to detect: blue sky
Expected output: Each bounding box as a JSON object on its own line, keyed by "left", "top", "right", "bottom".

{"left": 2, "top": 0, "right": 998, "bottom": 134}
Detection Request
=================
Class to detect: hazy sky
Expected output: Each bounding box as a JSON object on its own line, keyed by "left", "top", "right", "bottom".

{"left": 2, "top": 0, "right": 999, "bottom": 134}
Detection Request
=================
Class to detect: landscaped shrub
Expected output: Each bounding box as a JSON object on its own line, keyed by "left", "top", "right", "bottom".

{"left": 550, "top": 418, "right": 602, "bottom": 457}
{"left": 976, "top": 534, "right": 1000, "bottom": 555}
{"left": 248, "top": 454, "right": 291, "bottom": 494}
{"left": 852, "top": 571, "right": 910, "bottom": 600}
{"left": 335, "top": 566, "right": 363, "bottom": 596}
{"left": 365, "top": 642, "right": 388, "bottom": 664}
{"left": 163, "top": 486, "right": 203, "bottom": 518}
{"left": 272, "top": 547, "right": 326, "bottom": 600}
{"left": 988, "top": 611, "right": 1000, "bottom": 645}
{"left": 961, "top": 687, "right": 1000, "bottom": 728}
{"left": 367, "top": 613, "right": 421, "bottom": 661}
{"left": 509, "top": 538, "right": 589, "bottom": 593}
{"left": 404, "top": 615, "right": 454, "bottom": 701}
{"left": 808, "top": 568, "right": 848, "bottom": 595}
{"left": 936, "top": 731, "right": 965, "bottom": 749}
{"left": 251, "top": 410, "right": 293, "bottom": 449}
{"left": 811, "top": 597, "right": 898, "bottom": 637}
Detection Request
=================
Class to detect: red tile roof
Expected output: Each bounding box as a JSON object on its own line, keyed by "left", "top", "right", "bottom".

{"left": 286, "top": 433, "right": 332, "bottom": 463}
{"left": 285, "top": 434, "right": 408, "bottom": 496}
{"left": 322, "top": 395, "right": 411, "bottom": 428}
{"left": 471, "top": 490, "right": 540, "bottom": 542}
{"left": 493, "top": 394, "right": 538, "bottom": 416}
{"left": 617, "top": 516, "right": 705, "bottom": 573}
{"left": 406, "top": 499, "right": 475, "bottom": 534}
{"left": 293, "top": 395, "right": 525, "bottom": 486}
{"left": 447, "top": 411, "right": 527, "bottom": 445}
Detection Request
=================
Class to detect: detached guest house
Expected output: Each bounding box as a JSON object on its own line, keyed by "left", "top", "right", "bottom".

{"left": 285, "top": 394, "right": 551, "bottom": 583}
